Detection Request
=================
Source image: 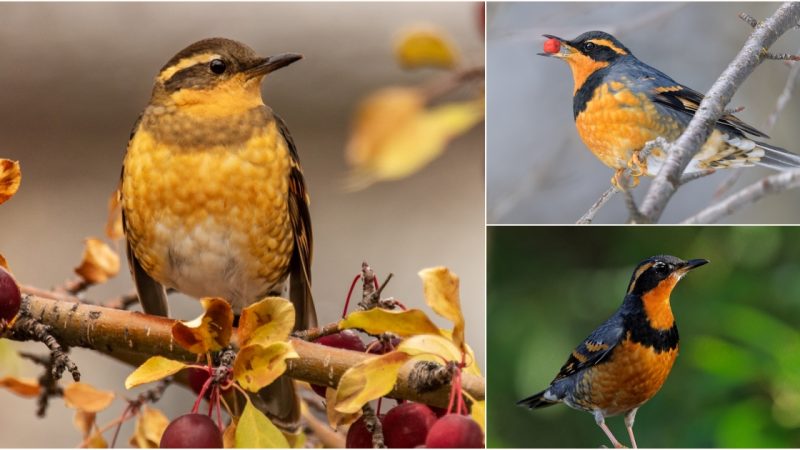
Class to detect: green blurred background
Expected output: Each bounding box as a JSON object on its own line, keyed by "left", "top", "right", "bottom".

{"left": 488, "top": 226, "right": 800, "bottom": 448}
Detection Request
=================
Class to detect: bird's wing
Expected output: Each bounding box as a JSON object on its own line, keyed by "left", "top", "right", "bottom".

{"left": 647, "top": 80, "right": 769, "bottom": 138}
{"left": 552, "top": 313, "right": 624, "bottom": 381}
{"left": 275, "top": 114, "right": 317, "bottom": 330}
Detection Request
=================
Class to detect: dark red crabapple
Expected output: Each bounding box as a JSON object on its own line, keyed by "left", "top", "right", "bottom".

{"left": 159, "top": 413, "right": 222, "bottom": 448}
{"left": 424, "top": 414, "right": 484, "bottom": 448}
{"left": 0, "top": 266, "right": 21, "bottom": 322}
{"left": 382, "top": 402, "right": 437, "bottom": 448}
{"left": 346, "top": 414, "right": 384, "bottom": 448}
{"left": 312, "top": 330, "right": 366, "bottom": 396}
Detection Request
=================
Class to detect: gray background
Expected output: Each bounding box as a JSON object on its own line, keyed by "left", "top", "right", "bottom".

{"left": 487, "top": 2, "right": 800, "bottom": 224}
{"left": 0, "top": 2, "right": 484, "bottom": 446}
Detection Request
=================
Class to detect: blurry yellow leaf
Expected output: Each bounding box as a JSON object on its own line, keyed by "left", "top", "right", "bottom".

{"left": 235, "top": 399, "right": 290, "bottom": 448}
{"left": 172, "top": 297, "right": 233, "bottom": 354}
{"left": 125, "top": 356, "right": 187, "bottom": 389}
{"left": 130, "top": 405, "right": 169, "bottom": 448}
{"left": 346, "top": 93, "right": 484, "bottom": 190}
{"left": 397, "top": 334, "right": 462, "bottom": 363}
{"left": 284, "top": 429, "right": 307, "bottom": 448}
{"left": 334, "top": 351, "right": 410, "bottom": 414}
{"left": 463, "top": 342, "right": 482, "bottom": 377}
{"left": 395, "top": 27, "right": 459, "bottom": 70}
{"left": 74, "top": 410, "right": 96, "bottom": 436}
{"left": 0, "top": 339, "right": 22, "bottom": 376}
{"left": 465, "top": 392, "right": 485, "bottom": 433}
{"left": 0, "top": 159, "right": 21, "bottom": 205}
{"left": 222, "top": 421, "right": 236, "bottom": 448}
{"left": 419, "top": 267, "right": 465, "bottom": 350}
{"left": 106, "top": 189, "right": 124, "bottom": 241}
{"left": 326, "top": 386, "right": 361, "bottom": 428}
{"left": 339, "top": 308, "right": 442, "bottom": 338}
{"left": 233, "top": 342, "right": 298, "bottom": 392}
{"left": 87, "top": 431, "right": 108, "bottom": 448}
{"left": 237, "top": 297, "right": 295, "bottom": 347}
{"left": 63, "top": 382, "right": 115, "bottom": 412}
{"left": 74, "top": 238, "right": 120, "bottom": 284}
{"left": 0, "top": 376, "right": 39, "bottom": 397}
{"left": 0, "top": 253, "right": 8, "bottom": 271}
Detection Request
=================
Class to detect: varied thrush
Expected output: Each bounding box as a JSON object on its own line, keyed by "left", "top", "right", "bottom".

{"left": 539, "top": 31, "right": 800, "bottom": 187}
{"left": 518, "top": 255, "right": 708, "bottom": 448}
{"left": 120, "top": 38, "right": 315, "bottom": 429}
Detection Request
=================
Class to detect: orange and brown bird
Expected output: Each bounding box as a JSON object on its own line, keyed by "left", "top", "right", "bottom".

{"left": 518, "top": 255, "right": 708, "bottom": 448}
{"left": 120, "top": 37, "right": 315, "bottom": 429}
{"left": 539, "top": 31, "right": 800, "bottom": 187}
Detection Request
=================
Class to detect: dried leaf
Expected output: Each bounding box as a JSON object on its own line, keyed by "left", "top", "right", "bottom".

{"left": 397, "top": 334, "right": 462, "bottom": 363}
{"left": 172, "top": 297, "right": 233, "bottom": 354}
{"left": 130, "top": 405, "right": 169, "bottom": 448}
{"left": 395, "top": 27, "right": 459, "bottom": 70}
{"left": 419, "top": 267, "right": 465, "bottom": 350}
{"left": 339, "top": 308, "right": 442, "bottom": 338}
{"left": 74, "top": 410, "right": 96, "bottom": 436}
{"left": 74, "top": 238, "right": 120, "bottom": 284}
{"left": 334, "top": 351, "right": 410, "bottom": 414}
{"left": 222, "top": 421, "right": 237, "bottom": 448}
{"left": 235, "top": 399, "right": 290, "bottom": 448}
{"left": 63, "top": 382, "right": 115, "bottom": 412}
{"left": 0, "top": 253, "right": 8, "bottom": 271}
{"left": 87, "top": 431, "right": 108, "bottom": 448}
{"left": 0, "top": 376, "right": 39, "bottom": 397}
{"left": 326, "top": 386, "right": 361, "bottom": 428}
{"left": 233, "top": 342, "right": 298, "bottom": 392}
{"left": 237, "top": 297, "right": 295, "bottom": 347}
{"left": 106, "top": 189, "right": 124, "bottom": 241}
{"left": 346, "top": 94, "right": 483, "bottom": 190}
{"left": 125, "top": 356, "right": 187, "bottom": 389}
{"left": 0, "top": 159, "right": 21, "bottom": 205}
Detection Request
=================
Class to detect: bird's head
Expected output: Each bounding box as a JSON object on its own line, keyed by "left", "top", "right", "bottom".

{"left": 626, "top": 255, "right": 708, "bottom": 297}
{"left": 539, "top": 31, "right": 631, "bottom": 93}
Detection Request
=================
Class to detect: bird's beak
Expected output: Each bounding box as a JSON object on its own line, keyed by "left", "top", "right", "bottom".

{"left": 245, "top": 53, "right": 303, "bottom": 78}
{"left": 677, "top": 259, "right": 709, "bottom": 275}
{"left": 538, "top": 34, "right": 573, "bottom": 59}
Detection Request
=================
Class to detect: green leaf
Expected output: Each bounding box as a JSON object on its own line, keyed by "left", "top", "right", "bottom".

{"left": 235, "top": 400, "right": 290, "bottom": 448}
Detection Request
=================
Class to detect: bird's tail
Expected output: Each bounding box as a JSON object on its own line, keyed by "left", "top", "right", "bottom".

{"left": 517, "top": 389, "right": 558, "bottom": 409}
{"left": 754, "top": 141, "right": 800, "bottom": 171}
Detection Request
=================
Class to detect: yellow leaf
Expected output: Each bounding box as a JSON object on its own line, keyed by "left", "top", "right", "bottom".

{"left": 339, "top": 308, "right": 442, "bottom": 338}
{"left": 395, "top": 27, "right": 459, "bottom": 70}
{"left": 63, "top": 382, "right": 115, "bottom": 412}
{"left": 125, "top": 356, "right": 187, "bottom": 389}
{"left": 397, "top": 334, "right": 462, "bottom": 363}
{"left": 222, "top": 421, "right": 236, "bottom": 448}
{"left": 235, "top": 399, "right": 290, "bottom": 448}
{"left": 284, "top": 429, "right": 307, "bottom": 448}
{"left": 74, "top": 410, "right": 96, "bottom": 436}
{"left": 346, "top": 94, "right": 484, "bottom": 190}
{"left": 105, "top": 189, "right": 124, "bottom": 241}
{"left": 233, "top": 342, "right": 298, "bottom": 392}
{"left": 0, "top": 376, "right": 39, "bottom": 397}
{"left": 326, "top": 386, "right": 361, "bottom": 428}
{"left": 419, "top": 267, "right": 465, "bottom": 350}
{"left": 237, "top": 297, "right": 295, "bottom": 347}
{"left": 464, "top": 392, "right": 485, "bottom": 433}
{"left": 87, "top": 431, "right": 108, "bottom": 448}
{"left": 130, "top": 405, "right": 169, "bottom": 448}
{"left": 0, "top": 159, "right": 21, "bottom": 205}
{"left": 74, "top": 238, "right": 120, "bottom": 284}
{"left": 334, "top": 351, "right": 410, "bottom": 414}
{"left": 0, "top": 339, "right": 22, "bottom": 376}
{"left": 172, "top": 297, "right": 233, "bottom": 354}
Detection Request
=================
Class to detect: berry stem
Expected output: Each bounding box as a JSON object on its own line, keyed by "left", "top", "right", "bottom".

{"left": 342, "top": 274, "right": 361, "bottom": 318}
{"left": 192, "top": 375, "right": 214, "bottom": 414}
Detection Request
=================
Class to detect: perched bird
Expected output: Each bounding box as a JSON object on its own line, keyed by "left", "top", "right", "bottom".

{"left": 517, "top": 255, "right": 708, "bottom": 448}
{"left": 539, "top": 31, "right": 800, "bottom": 187}
{"left": 120, "top": 37, "right": 315, "bottom": 429}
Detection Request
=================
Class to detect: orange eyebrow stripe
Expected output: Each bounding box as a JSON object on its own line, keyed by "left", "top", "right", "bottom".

{"left": 587, "top": 39, "right": 628, "bottom": 55}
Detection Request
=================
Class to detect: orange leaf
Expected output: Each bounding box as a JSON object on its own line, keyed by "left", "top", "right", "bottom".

{"left": 73, "top": 410, "right": 96, "bottom": 436}
{"left": 419, "top": 267, "right": 465, "bottom": 350}
{"left": 222, "top": 421, "right": 237, "bottom": 448}
{"left": 63, "top": 382, "right": 115, "bottom": 412}
{"left": 0, "top": 159, "right": 21, "bottom": 205}
{"left": 74, "top": 238, "right": 120, "bottom": 284}
{"left": 233, "top": 342, "right": 298, "bottom": 392}
{"left": 105, "top": 189, "right": 124, "bottom": 241}
{"left": 172, "top": 297, "right": 233, "bottom": 354}
{"left": 0, "top": 376, "right": 39, "bottom": 397}
{"left": 237, "top": 297, "right": 295, "bottom": 347}
{"left": 0, "top": 253, "right": 8, "bottom": 271}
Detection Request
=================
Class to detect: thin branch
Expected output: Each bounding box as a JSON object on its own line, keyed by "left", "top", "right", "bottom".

{"left": 639, "top": 3, "right": 800, "bottom": 223}
{"left": 576, "top": 186, "right": 618, "bottom": 224}
{"left": 682, "top": 170, "right": 800, "bottom": 223}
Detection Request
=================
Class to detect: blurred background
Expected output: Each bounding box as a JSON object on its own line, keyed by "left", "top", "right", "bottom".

{"left": 0, "top": 3, "right": 484, "bottom": 446}
{"left": 487, "top": 2, "right": 800, "bottom": 224}
{"left": 488, "top": 226, "right": 800, "bottom": 447}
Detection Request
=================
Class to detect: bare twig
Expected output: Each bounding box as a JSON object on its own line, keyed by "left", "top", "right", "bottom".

{"left": 639, "top": 3, "right": 800, "bottom": 223}
{"left": 765, "top": 51, "right": 800, "bottom": 131}
{"left": 576, "top": 186, "right": 618, "bottom": 224}
{"left": 682, "top": 170, "right": 800, "bottom": 223}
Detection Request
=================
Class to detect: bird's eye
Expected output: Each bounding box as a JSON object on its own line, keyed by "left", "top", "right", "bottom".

{"left": 653, "top": 262, "right": 668, "bottom": 274}
{"left": 209, "top": 59, "right": 227, "bottom": 75}
{"left": 582, "top": 42, "right": 596, "bottom": 52}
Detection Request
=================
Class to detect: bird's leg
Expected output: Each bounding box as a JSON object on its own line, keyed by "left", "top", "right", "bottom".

{"left": 624, "top": 408, "right": 638, "bottom": 449}
{"left": 594, "top": 409, "right": 625, "bottom": 448}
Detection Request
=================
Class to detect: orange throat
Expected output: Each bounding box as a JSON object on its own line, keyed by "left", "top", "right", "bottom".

{"left": 640, "top": 275, "right": 679, "bottom": 330}
{"left": 565, "top": 54, "right": 609, "bottom": 94}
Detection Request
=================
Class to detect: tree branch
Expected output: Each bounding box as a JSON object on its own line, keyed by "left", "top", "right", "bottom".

{"left": 6, "top": 295, "right": 484, "bottom": 408}
{"left": 639, "top": 2, "right": 800, "bottom": 222}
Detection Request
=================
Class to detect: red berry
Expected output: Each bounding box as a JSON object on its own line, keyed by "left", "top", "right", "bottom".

{"left": 543, "top": 37, "right": 561, "bottom": 54}
{"left": 313, "top": 331, "right": 366, "bottom": 397}
{"left": 382, "top": 402, "right": 437, "bottom": 448}
{"left": 346, "top": 414, "right": 384, "bottom": 448}
{"left": 0, "top": 267, "right": 21, "bottom": 322}
{"left": 425, "top": 414, "right": 484, "bottom": 448}
{"left": 160, "top": 413, "right": 222, "bottom": 448}
{"left": 366, "top": 337, "right": 401, "bottom": 355}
